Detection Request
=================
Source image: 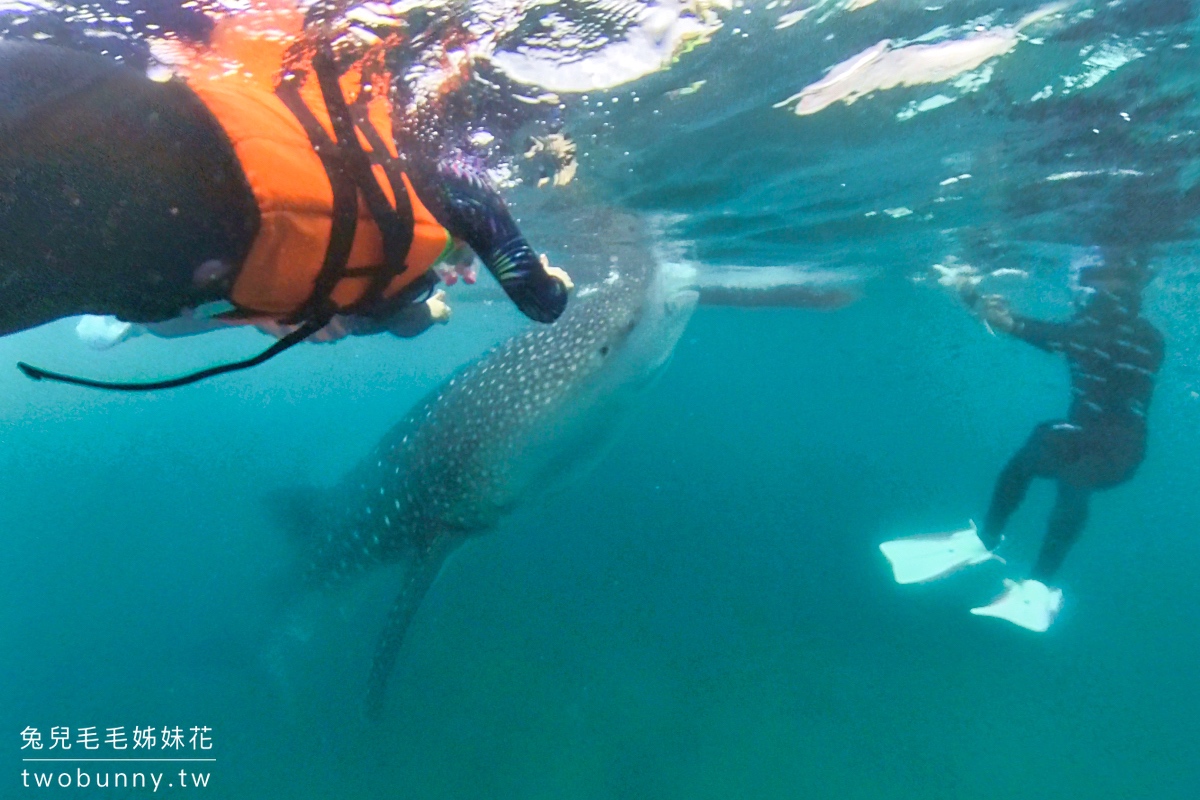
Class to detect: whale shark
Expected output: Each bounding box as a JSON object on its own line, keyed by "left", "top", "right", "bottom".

{"left": 279, "top": 208, "right": 699, "bottom": 715}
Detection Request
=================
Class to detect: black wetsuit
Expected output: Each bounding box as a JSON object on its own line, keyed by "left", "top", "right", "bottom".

{"left": 0, "top": 42, "right": 565, "bottom": 337}
{"left": 979, "top": 294, "right": 1164, "bottom": 580}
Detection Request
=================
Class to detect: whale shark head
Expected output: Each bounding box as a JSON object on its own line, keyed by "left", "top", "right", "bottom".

{"left": 640, "top": 259, "right": 701, "bottom": 367}
{"left": 566, "top": 256, "right": 698, "bottom": 395}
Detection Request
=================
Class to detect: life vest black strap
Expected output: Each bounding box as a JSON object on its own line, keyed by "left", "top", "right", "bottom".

{"left": 350, "top": 102, "right": 420, "bottom": 300}
{"left": 309, "top": 44, "right": 414, "bottom": 313}
{"left": 350, "top": 100, "right": 413, "bottom": 214}
{"left": 275, "top": 72, "right": 361, "bottom": 325}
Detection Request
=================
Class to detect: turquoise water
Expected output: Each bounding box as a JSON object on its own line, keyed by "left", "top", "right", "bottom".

{"left": 5, "top": 0, "right": 1200, "bottom": 797}
{"left": 5, "top": 281, "right": 1198, "bottom": 797}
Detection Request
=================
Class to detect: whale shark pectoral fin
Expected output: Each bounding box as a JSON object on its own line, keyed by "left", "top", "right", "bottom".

{"left": 363, "top": 534, "right": 460, "bottom": 719}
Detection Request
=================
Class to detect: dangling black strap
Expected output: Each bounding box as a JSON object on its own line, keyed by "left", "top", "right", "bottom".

{"left": 18, "top": 41, "right": 414, "bottom": 392}
{"left": 16, "top": 314, "right": 331, "bottom": 391}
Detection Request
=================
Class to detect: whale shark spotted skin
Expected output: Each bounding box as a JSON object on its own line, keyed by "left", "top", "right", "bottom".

{"left": 289, "top": 211, "right": 698, "bottom": 715}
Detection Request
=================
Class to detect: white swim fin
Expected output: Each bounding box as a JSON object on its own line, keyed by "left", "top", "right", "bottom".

{"left": 970, "top": 578, "right": 1063, "bottom": 633}
{"left": 879, "top": 521, "right": 998, "bottom": 584}
{"left": 75, "top": 315, "right": 138, "bottom": 350}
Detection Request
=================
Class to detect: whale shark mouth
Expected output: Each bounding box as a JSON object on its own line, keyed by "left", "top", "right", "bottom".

{"left": 620, "top": 261, "right": 699, "bottom": 387}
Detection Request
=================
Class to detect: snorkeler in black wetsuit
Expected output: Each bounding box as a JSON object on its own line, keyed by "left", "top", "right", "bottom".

{"left": 969, "top": 255, "right": 1164, "bottom": 582}
{"left": 0, "top": 40, "right": 569, "bottom": 387}
{"left": 879, "top": 249, "right": 1163, "bottom": 632}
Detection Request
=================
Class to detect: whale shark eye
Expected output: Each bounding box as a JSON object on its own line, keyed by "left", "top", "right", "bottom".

{"left": 599, "top": 345, "right": 610, "bottom": 356}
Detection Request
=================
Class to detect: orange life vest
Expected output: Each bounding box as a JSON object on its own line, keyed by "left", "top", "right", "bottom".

{"left": 187, "top": 76, "right": 450, "bottom": 319}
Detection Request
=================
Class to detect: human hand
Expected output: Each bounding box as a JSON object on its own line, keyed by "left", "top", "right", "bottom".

{"left": 932, "top": 261, "right": 981, "bottom": 298}
{"left": 540, "top": 254, "right": 574, "bottom": 292}
{"left": 975, "top": 293, "right": 1015, "bottom": 333}
{"left": 426, "top": 290, "right": 451, "bottom": 324}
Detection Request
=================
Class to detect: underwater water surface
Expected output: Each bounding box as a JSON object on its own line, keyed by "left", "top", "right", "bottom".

{"left": 3, "top": 0, "right": 1200, "bottom": 797}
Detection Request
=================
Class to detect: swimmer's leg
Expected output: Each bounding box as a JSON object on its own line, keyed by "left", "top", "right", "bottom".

{"left": 1031, "top": 482, "right": 1090, "bottom": 582}
{"left": 981, "top": 447, "right": 1041, "bottom": 549}
{"left": 879, "top": 422, "right": 1072, "bottom": 584}
{"left": 970, "top": 431, "right": 1080, "bottom": 632}
{"left": 981, "top": 422, "right": 1076, "bottom": 549}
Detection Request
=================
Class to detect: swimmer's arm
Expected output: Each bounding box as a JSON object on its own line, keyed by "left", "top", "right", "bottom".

{"left": 313, "top": 292, "right": 452, "bottom": 340}
{"left": 959, "top": 285, "right": 1017, "bottom": 335}
{"left": 383, "top": 291, "right": 451, "bottom": 338}
{"left": 959, "top": 286, "right": 1067, "bottom": 352}
{"left": 414, "top": 161, "right": 569, "bottom": 323}
{"left": 1008, "top": 315, "right": 1070, "bottom": 353}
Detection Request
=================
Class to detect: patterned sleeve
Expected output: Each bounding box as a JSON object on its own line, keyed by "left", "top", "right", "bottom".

{"left": 1010, "top": 315, "right": 1070, "bottom": 353}
{"left": 410, "top": 159, "right": 567, "bottom": 323}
